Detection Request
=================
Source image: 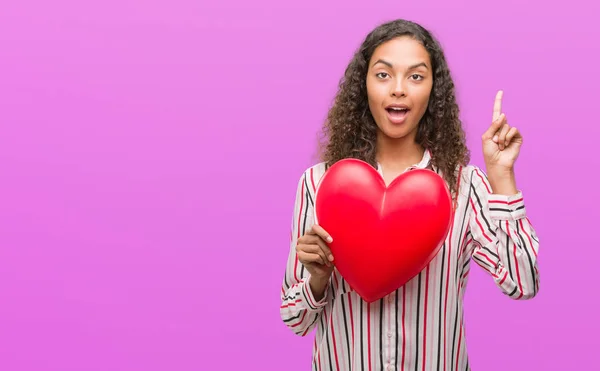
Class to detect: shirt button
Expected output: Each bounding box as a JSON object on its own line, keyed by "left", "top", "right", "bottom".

{"left": 388, "top": 333, "right": 393, "bottom": 338}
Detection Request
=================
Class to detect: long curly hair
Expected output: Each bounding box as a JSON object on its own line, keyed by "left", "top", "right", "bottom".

{"left": 318, "top": 19, "right": 470, "bottom": 197}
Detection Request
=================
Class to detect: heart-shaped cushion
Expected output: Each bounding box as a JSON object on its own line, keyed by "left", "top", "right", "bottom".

{"left": 314, "top": 158, "right": 452, "bottom": 302}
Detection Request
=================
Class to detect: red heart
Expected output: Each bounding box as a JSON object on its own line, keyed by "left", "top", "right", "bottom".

{"left": 314, "top": 158, "right": 453, "bottom": 303}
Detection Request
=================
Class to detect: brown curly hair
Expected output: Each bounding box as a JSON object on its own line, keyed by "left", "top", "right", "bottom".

{"left": 318, "top": 19, "right": 470, "bottom": 197}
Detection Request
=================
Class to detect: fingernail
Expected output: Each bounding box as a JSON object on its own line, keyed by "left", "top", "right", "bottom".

{"left": 327, "top": 236, "right": 333, "bottom": 243}
{"left": 328, "top": 254, "right": 334, "bottom": 261}
{"left": 493, "top": 135, "right": 498, "bottom": 142}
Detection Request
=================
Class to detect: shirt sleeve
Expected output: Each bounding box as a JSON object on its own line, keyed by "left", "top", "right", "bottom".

{"left": 280, "top": 169, "right": 329, "bottom": 336}
{"left": 467, "top": 166, "right": 540, "bottom": 300}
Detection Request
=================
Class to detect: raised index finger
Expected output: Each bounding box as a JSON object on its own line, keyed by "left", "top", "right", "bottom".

{"left": 493, "top": 90, "right": 503, "bottom": 121}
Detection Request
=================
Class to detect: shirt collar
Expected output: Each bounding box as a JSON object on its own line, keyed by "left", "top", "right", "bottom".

{"left": 376, "top": 148, "right": 433, "bottom": 175}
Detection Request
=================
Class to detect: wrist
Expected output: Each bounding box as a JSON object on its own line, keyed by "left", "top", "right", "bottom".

{"left": 485, "top": 165, "right": 518, "bottom": 195}
{"left": 309, "top": 274, "right": 330, "bottom": 301}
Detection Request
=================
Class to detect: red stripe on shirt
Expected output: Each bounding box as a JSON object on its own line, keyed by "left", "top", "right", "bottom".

{"left": 367, "top": 302, "right": 372, "bottom": 371}
{"left": 507, "top": 220, "right": 524, "bottom": 299}
{"left": 310, "top": 167, "right": 317, "bottom": 193}
{"left": 348, "top": 295, "right": 355, "bottom": 349}
{"left": 290, "top": 310, "right": 307, "bottom": 328}
{"left": 519, "top": 219, "right": 537, "bottom": 257}
{"left": 401, "top": 286, "right": 407, "bottom": 370}
{"left": 499, "top": 270, "right": 508, "bottom": 285}
{"left": 489, "top": 198, "right": 523, "bottom": 205}
{"left": 293, "top": 179, "right": 305, "bottom": 282}
{"left": 305, "top": 283, "right": 318, "bottom": 308}
{"left": 443, "top": 205, "right": 457, "bottom": 371}
{"left": 422, "top": 265, "right": 430, "bottom": 371}
{"left": 474, "top": 169, "right": 491, "bottom": 193}
{"left": 330, "top": 310, "right": 341, "bottom": 371}
{"left": 280, "top": 299, "right": 302, "bottom": 309}
{"left": 454, "top": 320, "right": 463, "bottom": 371}
{"left": 475, "top": 250, "right": 497, "bottom": 267}
{"left": 469, "top": 197, "right": 492, "bottom": 242}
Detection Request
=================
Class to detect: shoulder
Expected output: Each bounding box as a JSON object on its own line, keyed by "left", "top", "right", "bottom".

{"left": 459, "top": 164, "right": 486, "bottom": 182}
{"left": 298, "top": 162, "right": 328, "bottom": 183}
{"left": 456, "top": 164, "right": 493, "bottom": 195}
{"left": 294, "top": 162, "right": 328, "bottom": 197}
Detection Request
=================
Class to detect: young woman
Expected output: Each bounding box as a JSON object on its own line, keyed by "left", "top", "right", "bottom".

{"left": 280, "top": 19, "right": 540, "bottom": 371}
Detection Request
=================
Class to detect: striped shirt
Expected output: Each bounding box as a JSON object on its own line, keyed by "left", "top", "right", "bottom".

{"left": 279, "top": 150, "right": 540, "bottom": 371}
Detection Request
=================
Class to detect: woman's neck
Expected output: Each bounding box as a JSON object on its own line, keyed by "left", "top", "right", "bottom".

{"left": 375, "top": 134, "right": 425, "bottom": 172}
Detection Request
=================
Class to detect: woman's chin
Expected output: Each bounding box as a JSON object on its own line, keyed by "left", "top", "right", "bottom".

{"left": 378, "top": 126, "right": 414, "bottom": 140}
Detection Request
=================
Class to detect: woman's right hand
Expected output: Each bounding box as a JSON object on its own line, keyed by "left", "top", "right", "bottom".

{"left": 295, "top": 224, "right": 335, "bottom": 280}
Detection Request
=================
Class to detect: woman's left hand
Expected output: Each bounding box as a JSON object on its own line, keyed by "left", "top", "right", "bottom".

{"left": 481, "top": 90, "right": 523, "bottom": 171}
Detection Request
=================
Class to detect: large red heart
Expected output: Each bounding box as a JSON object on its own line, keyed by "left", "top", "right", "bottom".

{"left": 314, "top": 158, "right": 453, "bottom": 303}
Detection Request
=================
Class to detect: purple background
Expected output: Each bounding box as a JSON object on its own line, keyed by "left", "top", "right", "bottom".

{"left": 1, "top": 0, "right": 598, "bottom": 370}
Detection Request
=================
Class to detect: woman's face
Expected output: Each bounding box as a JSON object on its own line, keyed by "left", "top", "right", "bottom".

{"left": 366, "top": 36, "right": 433, "bottom": 142}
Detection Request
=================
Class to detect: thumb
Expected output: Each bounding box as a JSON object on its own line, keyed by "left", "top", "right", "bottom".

{"left": 482, "top": 113, "right": 505, "bottom": 141}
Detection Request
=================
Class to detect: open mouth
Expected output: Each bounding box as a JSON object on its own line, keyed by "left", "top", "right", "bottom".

{"left": 386, "top": 107, "right": 410, "bottom": 121}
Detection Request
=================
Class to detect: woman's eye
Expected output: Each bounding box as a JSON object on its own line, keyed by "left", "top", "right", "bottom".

{"left": 376, "top": 72, "right": 389, "bottom": 79}
{"left": 410, "top": 74, "right": 423, "bottom": 80}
